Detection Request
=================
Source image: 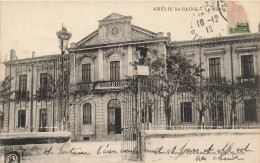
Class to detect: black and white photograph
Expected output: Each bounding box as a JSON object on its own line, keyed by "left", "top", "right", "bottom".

{"left": 0, "top": 1, "right": 259, "bottom": 163}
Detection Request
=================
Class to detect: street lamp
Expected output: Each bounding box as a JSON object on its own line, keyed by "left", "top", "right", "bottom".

{"left": 134, "top": 46, "right": 149, "bottom": 159}
{"left": 56, "top": 25, "right": 71, "bottom": 131}
{"left": 56, "top": 25, "right": 72, "bottom": 55}
{"left": 136, "top": 46, "right": 149, "bottom": 76}
{"left": 136, "top": 46, "right": 148, "bottom": 65}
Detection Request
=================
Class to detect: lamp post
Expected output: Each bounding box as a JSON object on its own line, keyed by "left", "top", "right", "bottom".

{"left": 135, "top": 46, "right": 149, "bottom": 161}
{"left": 136, "top": 47, "right": 148, "bottom": 65}
{"left": 56, "top": 25, "right": 71, "bottom": 131}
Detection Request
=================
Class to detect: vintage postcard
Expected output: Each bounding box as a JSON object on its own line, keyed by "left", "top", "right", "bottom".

{"left": 0, "top": 1, "right": 260, "bottom": 163}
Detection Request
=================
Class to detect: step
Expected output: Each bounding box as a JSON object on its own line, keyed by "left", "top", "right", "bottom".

{"left": 105, "top": 134, "right": 122, "bottom": 141}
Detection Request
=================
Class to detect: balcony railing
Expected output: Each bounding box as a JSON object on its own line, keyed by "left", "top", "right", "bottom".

{"left": 15, "top": 91, "right": 29, "bottom": 101}
{"left": 36, "top": 90, "right": 48, "bottom": 100}
{"left": 70, "top": 82, "right": 94, "bottom": 95}
{"left": 237, "top": 75, "right": 259, "bottom": 84}
{"left": 77, "top": 82, "right": 94, "bottom": 91}
{"left": 94, "top": 80, "right": 131, "bottom": 91}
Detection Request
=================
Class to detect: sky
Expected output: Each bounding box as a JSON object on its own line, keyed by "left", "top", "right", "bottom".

{"left": 0, "top": 1, "right": 260, "bottom": 80}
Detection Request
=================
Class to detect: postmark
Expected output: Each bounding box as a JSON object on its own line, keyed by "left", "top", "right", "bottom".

{"left": 190, "top": 1, "right": 227, "bottom": 40}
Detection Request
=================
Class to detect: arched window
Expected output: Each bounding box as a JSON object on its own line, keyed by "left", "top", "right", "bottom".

{"left": 83, "top": 103, "right": 92, "bottom": 124}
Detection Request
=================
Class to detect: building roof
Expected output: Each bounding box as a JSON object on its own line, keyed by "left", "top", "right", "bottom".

{"left": 101, "top": 12, "right": 130, "bottom": 21}
{"left": 3, "top": 53, "right": 69, "bottom": 65}
{"left": 169, "top": 33, "right": 260, "bottom": 47}
{"left": 74, "top": 13, "right": 160, "bottom": 48}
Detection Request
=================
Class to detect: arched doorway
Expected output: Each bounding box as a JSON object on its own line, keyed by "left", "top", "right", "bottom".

{"left": 108, "top": 99, "right": 121, "bottom": 134}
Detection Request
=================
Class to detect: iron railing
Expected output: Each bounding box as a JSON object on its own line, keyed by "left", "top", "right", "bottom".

{"left": 15, "top": 91, "right": 29, "bottom": 101}
{"left": 94, "top": 80, "right": 131, "bottom": 90}
{"left": 121, "top": 76, "right": 260, "bottom": 131}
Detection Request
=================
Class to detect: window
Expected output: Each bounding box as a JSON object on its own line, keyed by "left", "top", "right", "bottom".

{"left": 19, "top": 74, "right": 27, "bottom": 96}
{"left": 40, "top": 73, "right": 47, "bottom": 97}
{"left": 18, "top": 110, "right": 26, "bottom": 128}
{"left": 82, "top": 64, "right": 91, "bottom": 83}
{"left": 181, "top": 102, "right": 192, "bottom": 122}
{"left": 244, "top": 99, "right": 257, "bottom": 121}
{"left": 212, "top": 101, "right": 224, "bottom": 127}
{"left": 83, "top": 103, "right": 92, "bottom": 124}
{"left": 110, "top": 61, "right": 120, "bottom": 81}
{"left": 17, "top": 74, "right": 28, "bottom": 100}
{"left": 39, "top": 108, "right": 47, "bottom": 132}
{"left": 241, "top": 55, "right": 254, "bottom": 79}
{"left": 209, "top": 58, "right": 221, "bottom": 81}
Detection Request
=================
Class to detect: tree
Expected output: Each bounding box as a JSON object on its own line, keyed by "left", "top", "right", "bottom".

{"left": 0, "top": 76, "right": 14, "bottom": 130}
{"left": 133, "top": 47, "right": 259, "bottom": 129}
{"left": 152, "top": 50, "right": 199, "bottom": 127}
{"left": 217, "top": 79, "right": 258, "bottom": 128}
{"left": 130, "top": 48, "right": 200, "bottom": 128}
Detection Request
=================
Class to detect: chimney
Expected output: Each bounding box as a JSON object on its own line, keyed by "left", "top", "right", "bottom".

{"left": 32, "top": 51, "right": 35, "bottom": 58}
{"left": 157, "top": 32, "right": 164, "bottom": 37}
{"left": 14, "top": 54, "right": 18, "bottom": 60}
{"left": 258, "top": 22, "right": 260, "bottom": 32}
{"left": 167, "top": 32, "right": 171, "bottom": 42}
{"left": 10, "top": 49, "right": 16, "bottom": 61}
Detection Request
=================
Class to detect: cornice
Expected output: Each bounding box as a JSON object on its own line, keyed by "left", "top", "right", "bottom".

{"left": 3, "top": 54, "right": 69, "bottom": 65}
{"left": 235, "top": 45, "right": 259, "bottom": 53}
{"left": 169, "top": 33, "right": 260, "bottom": 48}
{"left": 70, "top": 38, "right": 168, "bottom": 52}
{"left": 131, "top": 25, "right": 157, "bottom": 37}
{"left": 75, "top": 30, "right": 99, "bottom": 47}
{"left": 104, "top": 50, "right": 125, "bottom": 61}
{"left": 76, "top": 53, "right": 96, "bottom": 64}
{"left": 204, "top": 48, "right": 226, "bottom": 56}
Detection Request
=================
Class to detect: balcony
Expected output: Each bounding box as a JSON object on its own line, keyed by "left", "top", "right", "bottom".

{"left": 77, "top": 82, "right": 94, "bottom": 91}
{"left": 15, "top": 91, "right": 29, "bottom": 101}
{"left": 237, "top": 75, "right": 259, "bottom": 86}
{"left": 70, "top": 82, "right": 94, "bottom": 96}
{"left": 94, "top": 80, "right": 131, "bottom": 91}
{"left": 36, "top": 90, "right": 48, "bottom": 100}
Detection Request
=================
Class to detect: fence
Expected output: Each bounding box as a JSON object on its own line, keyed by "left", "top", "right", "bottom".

{"left": 121, "top": 75, "right": 260, "bottom": 160}
{"left": 124, "top": 76, "right": 259, "bottom": 130}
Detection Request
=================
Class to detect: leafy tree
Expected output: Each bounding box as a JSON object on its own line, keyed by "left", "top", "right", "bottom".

{"left": 131, "top": 47, "right": 258, "bottom": 129}
{"left": 130, "top": 48, "right": 200, "bottom": 128}
{"left": 0, "top": 76, "right": 14, "bottom": 130}
{"left": 217, "top": 79, "right": 258, "bottom": 128}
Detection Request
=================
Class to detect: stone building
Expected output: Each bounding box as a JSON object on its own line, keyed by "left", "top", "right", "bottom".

{"left": 68, "top": 13, "right": 168, "bottom": 141}
{"left": 168, "top": 33, "right": 260, "bottom": 129}
{"left": 1, "top": 13, "right": 259, "bottom": 142}
{"left": 2, "top": 51, "right": 68, "bottom": 133}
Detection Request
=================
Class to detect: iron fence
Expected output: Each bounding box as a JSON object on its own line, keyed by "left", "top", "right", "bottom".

{"left": 121, "top": 75, "right": 259, "bottom": 160}
{"left": 121, "top": 76, "right": 260, "bottom": 131}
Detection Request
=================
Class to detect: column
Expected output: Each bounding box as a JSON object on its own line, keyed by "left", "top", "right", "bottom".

{"left": 128, "top": 46, "right": 133, "bottom": 77}
{"left": 98, "top": 49, "right": 104, "bottom": 80}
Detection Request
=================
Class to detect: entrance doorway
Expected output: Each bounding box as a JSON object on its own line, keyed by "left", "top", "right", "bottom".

{"left": 108, "top": 99, "right": 121, "bottom": 134}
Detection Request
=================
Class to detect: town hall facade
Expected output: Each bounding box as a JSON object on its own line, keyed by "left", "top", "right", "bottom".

{"left": 2, "top": 13, "right": 260, "bottom": 141}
